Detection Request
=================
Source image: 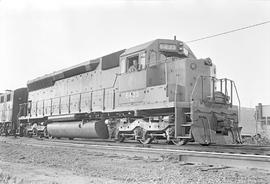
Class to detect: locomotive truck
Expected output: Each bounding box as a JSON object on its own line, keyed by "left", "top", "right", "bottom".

{"left": 1, "top": 38, "right": 242, "bottom": 145}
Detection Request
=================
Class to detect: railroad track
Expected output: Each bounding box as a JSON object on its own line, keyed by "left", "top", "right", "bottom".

{"left": 1, "top": 136, "right": 270, "bottom": 171}
{"left": 30, "top": 137, "right": 270, "bottom": 156}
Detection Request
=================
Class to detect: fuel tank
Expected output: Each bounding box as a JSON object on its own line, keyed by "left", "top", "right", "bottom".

{"left": 47, "top": 120, "right": 109, "bottom": 139}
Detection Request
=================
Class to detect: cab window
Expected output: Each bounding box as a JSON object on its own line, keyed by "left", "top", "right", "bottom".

{"left": 140, "top": 53, "right": 146, "bottom": 70}
{"left": 7, "top": 94, "right": 11, "bottom": 102}
{"left": 127, "top": 55, "right": 139, "bottom": 73}
{"left": 149, "top": 50, "right": 157, "bottom": 65}
{"left": 120, "top": 59, "right": 126, "bottom": 73}
{"left": 0, "top": 96, "right": 4, "bottom": 103}
{"left": 27, "top": 101, "right": 32, "bottom": 114}
{"left": 160, "top": 53, "right": 167, "bottom": 61}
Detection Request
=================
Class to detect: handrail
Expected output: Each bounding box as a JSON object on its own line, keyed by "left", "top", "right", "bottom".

{"left": 112, "top": 74, "right": 119, "bottom": 88}
{"left": 190, "top": 75, "right": 216, "bottom": 103}
{"left": 219, "top": 78, "right": 241, "bottom": 122}
{"left": 174, "top": 73, "right": 179, "bottom": 103}
{"left": 233, "top": 81, "right": 241, "bottom": 124}
{"left": 190, "top": 76, "right": 240, "bottom": 105}
{"left": 190, "top": 76, "right": 201, "bottom": 103}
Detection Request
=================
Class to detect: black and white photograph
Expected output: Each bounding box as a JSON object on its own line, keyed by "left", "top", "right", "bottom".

{"left": 0, "top": 0, "right": 270, "bottom": 183}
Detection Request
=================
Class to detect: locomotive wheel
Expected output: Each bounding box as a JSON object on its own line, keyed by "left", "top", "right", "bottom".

{"left": 27, "top": 131, "right": 32, "bottom": 138}
{"left": 48, "top": 135, "right": 53, "bottom": 139}
{"left": 138, "top": 131, "right": 153, "bottom": 145}
{"left": 33, "top": 127, "right": 38, "bottom": 136}
{"left": 116, "top": 132, "right": 125, "bottom": 143}
{"left": 171, "top": 138, "right": 189, "bottom": 146}
{"left": 200, "top": 139, "right": 211, "bottom": 146}
{"left": 43, "top": 127, "right": 49, "bottom": 138}
{"left": 39, "top": 133, "right": 43, "bottom": 138}
{"left": 166, "top": 140, "right": 175, "bottom": 145}
{"left": 200, "top": 143, "right": 210, "bottom": 146}
{"left": 138, "top": 137, "right": 153, "bottom": 145}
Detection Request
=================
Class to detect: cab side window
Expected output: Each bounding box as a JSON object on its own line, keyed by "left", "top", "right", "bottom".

{"left": 120, "top": 59, "right": 126, "bottom": 73}
{"left": 120, "top": 53, "right": 146, "bottom": 74}
{"left": 140, "top": 53, "right": 146, "bottom": 70}
{"left": 0, "top": 96, "right": 4, "bottom": 103}
{"left": 149, "top": 50, "right": 157, "bottom": 65}
{"left": 27, "top": 101, "right": 32, "bottom": 114}
{"left": 7, "top": 94, "right": 11, "bottom": 102}
{"left": 127, "top": 55, "right": 139, "bottom": 73}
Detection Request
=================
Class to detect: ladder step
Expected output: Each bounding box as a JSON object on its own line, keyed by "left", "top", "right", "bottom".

{"left": 181, "top": 123, "right": 192, "bottom": 127}
{"left": 177, "top": 135, "right": 192, "bottom": 139}
{"left": 184, "top": 112, "right": 191, "bottom": 115}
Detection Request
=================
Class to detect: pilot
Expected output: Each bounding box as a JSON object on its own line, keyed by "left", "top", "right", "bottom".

{"left": 128, "top": 60, "right": 138, "bottom": 72}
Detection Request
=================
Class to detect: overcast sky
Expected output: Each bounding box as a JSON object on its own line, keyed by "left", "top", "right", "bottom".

{"left": 0, "top": 0, "right": 269, "bottom": 107}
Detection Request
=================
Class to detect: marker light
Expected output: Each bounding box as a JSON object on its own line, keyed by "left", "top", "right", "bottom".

{"left": 183, "top": 48, "right": 189, "bottom": 56}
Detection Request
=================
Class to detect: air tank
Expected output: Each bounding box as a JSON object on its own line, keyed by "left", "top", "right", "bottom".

{"left": 47, "top": 120, "right": 109, "bottom": 139}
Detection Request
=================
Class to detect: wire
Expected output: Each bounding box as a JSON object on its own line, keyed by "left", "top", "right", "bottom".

{"left": 186, "top": 20, "right": 270, "bottom": 43}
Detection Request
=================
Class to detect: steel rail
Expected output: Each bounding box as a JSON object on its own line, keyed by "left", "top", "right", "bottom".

{"left": 38, "top": 138, "right": 270, "bottom": 154}
{"left": 2, "top": 137, "right": 270, "bottom": 171}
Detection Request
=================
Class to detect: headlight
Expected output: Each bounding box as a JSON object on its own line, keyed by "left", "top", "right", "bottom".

{"left": 204, "top": 58, "right": 212, "bottom": 66}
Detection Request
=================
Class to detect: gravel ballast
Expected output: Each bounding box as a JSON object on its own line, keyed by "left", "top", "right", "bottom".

{"left": 0, "top": 137, "right": 270, "bottom": 184}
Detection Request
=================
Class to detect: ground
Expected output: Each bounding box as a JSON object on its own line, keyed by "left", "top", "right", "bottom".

{"left": 0, "top": 137, "right": 270, "bottom": 184}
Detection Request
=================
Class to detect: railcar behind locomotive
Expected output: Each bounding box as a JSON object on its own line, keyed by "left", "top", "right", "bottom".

{"left": 14, "top": 38, "right": 242, "bottom": 145}
{"left": 0, "top": 88, "right": 28, "bottom": 135}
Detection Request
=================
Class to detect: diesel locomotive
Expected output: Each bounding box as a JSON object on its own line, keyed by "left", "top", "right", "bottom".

{"left": 1, "top": 38, "right": 242, "bottom": 145}
{"left": 0, "top": 89, "right": 28, "bottom": 136}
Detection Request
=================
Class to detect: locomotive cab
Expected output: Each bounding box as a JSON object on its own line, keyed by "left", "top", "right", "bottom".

{"left": 119, "top": 39, "right": 194, "bottom": 74}
{"left": 117, "top": 39, "right": 198, "bottom": 108}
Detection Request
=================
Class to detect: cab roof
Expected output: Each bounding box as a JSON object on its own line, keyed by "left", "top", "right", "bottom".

{"left": 120, "top": 39, "right": 196, "bottom": 59}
